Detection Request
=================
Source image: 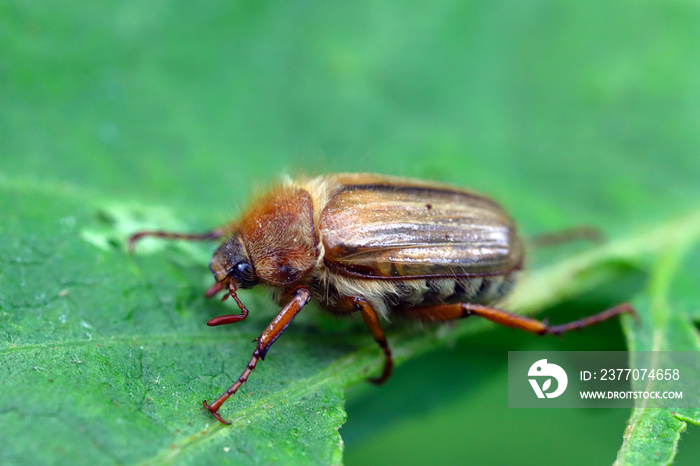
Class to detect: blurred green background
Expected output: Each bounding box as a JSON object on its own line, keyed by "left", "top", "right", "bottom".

{"left": 2, "top": 1, "right": 700, "bottom": 464}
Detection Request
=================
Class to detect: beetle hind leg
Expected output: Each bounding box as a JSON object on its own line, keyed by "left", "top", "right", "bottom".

{"left": 402, "top": 302, "right": 636, "bottom": 335}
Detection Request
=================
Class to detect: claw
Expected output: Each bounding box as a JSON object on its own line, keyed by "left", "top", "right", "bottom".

{"left": 202, "top": 400, "right": 232, "bottom": 425}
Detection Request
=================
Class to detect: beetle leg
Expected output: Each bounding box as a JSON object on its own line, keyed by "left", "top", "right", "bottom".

{"left": 129, "top": 228, "right": 227, "bottom": 252}
{"left": 351, "top": 297, "right": 393, "bottom": 385}
{"left": 402, "top": 302, "right": 636, "bottom": 335}
{"left": 202, "top": 287, "right": 312, "bottom": 425}
{"left": 527, "top": 226, "right": 605, "bottom": 248}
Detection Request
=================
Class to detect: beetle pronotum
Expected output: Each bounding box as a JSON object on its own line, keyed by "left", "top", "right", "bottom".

{"left": 130, "top": 173, "right": 635, "bottom": 424}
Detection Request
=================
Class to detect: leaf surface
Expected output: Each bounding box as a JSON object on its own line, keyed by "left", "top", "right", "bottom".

{"left": 2, "top": 1, "right": 700, "bottom": 464}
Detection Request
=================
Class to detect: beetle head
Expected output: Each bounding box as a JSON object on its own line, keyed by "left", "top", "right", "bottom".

{"left": 209, "top": 234, "right": 259, "bottom": 289}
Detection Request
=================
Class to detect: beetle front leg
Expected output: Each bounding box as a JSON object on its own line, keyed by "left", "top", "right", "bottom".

{"left": 203, "top": 287, "right": 312, "bottom": 425}
{"left": 128, "top": 229, "right": 224, "bottom": 252}
{"left": 402, "top": 302, "right": 636, "bottom": 335}
{"left": 349, "top": 297, "right": 393, "bottom": 385}
{"left": 129, "top": 221, "right": 242, "bottom": 252}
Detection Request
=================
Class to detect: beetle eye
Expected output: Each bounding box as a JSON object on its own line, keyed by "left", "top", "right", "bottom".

{"left": 232, "top": 261, "right": 257, "bottom": 289}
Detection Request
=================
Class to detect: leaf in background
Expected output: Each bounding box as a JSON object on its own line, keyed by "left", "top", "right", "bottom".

{"left": 614, "top": 228, "right": 700, "bottom": 465}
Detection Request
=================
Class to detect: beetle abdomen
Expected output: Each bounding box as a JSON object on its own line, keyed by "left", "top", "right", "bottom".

{"left": 309, "top": 269, "right": 517, "bottom": 319}
{"left": 387, "top": 274, "right": 517, "bottom": 310}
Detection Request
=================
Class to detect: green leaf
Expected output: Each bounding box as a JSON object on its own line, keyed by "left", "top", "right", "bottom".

{"left": 614, "top": 230, "right": 700, "bottom": 466}
{"left": 3, "top": 1, "right": 700, "bottom": 464}
{"left": 1, "top": 178, "right": 351, "bottom": 464}
{"left": 3, "top": 176, "right": 699, "bottom": 464}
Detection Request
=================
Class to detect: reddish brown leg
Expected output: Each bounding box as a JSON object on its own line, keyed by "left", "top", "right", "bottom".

{"left": 202, "top": 287, "right": 312, "bottom": 425}
{"left": 402, "top": 302, "right": 636, "bottom": 335}
{"left": 352, "top": 298, "right": 393, "bottom": 385}
{"left": 128, "top": 229, "right": 225, "bottom": 252}
{"left": 528, "top": 226, "right": 605, "bottom": 248}
{"left": 204, "top": 281, "right": 225, "bottom": 298}
{"left": 206, "top": 280, "right": 251, "bottom": 326}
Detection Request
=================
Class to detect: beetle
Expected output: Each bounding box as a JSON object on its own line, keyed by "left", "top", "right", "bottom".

{"left": 129, "top": 173, "right": 635, "bottom": 424}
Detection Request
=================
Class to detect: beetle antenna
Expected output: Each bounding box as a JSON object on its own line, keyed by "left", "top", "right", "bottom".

{"left": 206, "top": 281, "right": 250, "bottom": 326}
{"left": 229, "top": 281, "right": 251, "bottom": 316}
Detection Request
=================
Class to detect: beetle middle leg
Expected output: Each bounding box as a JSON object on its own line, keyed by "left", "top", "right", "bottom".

{"left": 402, "top": 302, "right": 636, "bottom": 335}
{"left": 347, "top": 297, "right": 393, "bottom": 385}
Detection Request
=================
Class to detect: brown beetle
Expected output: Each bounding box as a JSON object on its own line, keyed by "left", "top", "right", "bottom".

{"left": 130, "top": 173, "right": 634, "bottom": 424}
